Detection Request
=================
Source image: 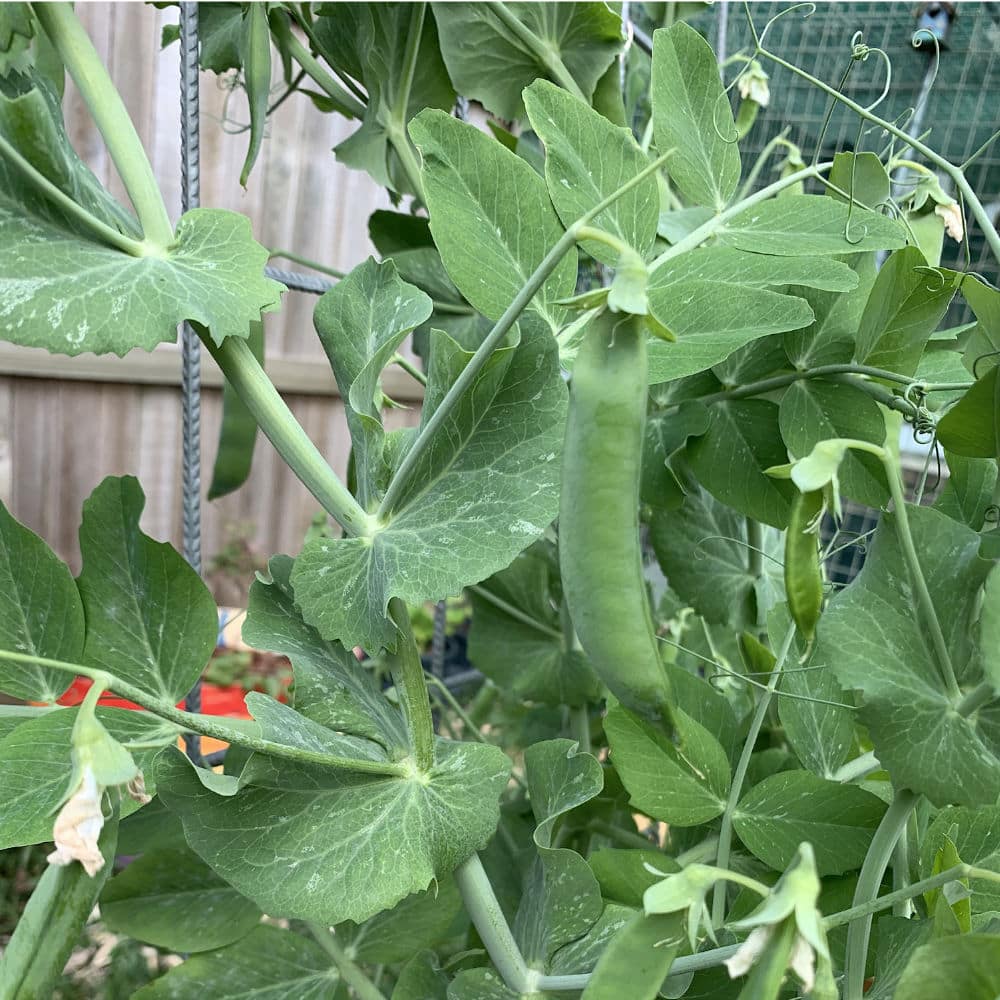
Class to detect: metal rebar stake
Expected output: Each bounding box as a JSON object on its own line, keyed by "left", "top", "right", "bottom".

{"left": 179, "top": 2, "right": 203, "bottom": 761}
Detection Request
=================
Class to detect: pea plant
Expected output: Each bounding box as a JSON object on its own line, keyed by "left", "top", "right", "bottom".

{"left": 1, "top": 3, "right": 1000, "bottom": 998}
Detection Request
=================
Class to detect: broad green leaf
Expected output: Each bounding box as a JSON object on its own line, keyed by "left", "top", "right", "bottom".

{"left": 982, "top": 566, "right": 1000, "bottom": 693}
{"left": 685, "top": 400, "right": 795, "bottom": 528}
{"left": 468, "top": 544, "right": 601, "bottom": 706}
{"left": 605, "top": 704, "right": 730, "bottom": 827}
{"left": 314, "top": 258, "right": 432, "bottom": 507}
{"left": 733, "top": 771, "right": 886, "bottom": 876}
{"left": 369, "top": 210, "right": 433, "bottom": 255}
{"left": 641, "top": 401, "right": 709, "bottom": 509}
{"left": 313, "top": 4, "right": 453, "bottom": 192}
{"left": 649, "top": 487, "right": 783, "bottom": 629}
{"left": 77, "top": 477, "right": 217, "bottom": 703}
{"left": 392, "top": 952, "right": 450, "bottom": 1000}
{"left": 242, "top": 555, "right": 409, "bottom": 749}
{"left": 938, "top": 368, "right": 1000, "bottom": 458}
{"left": 548, "top": 902, "right": 635, "bottom": 977}
{"left": 156, "top": 736, "right": 510, "bottom": 926}
{"left": 524, "top": 79, "right": 657, "bottom": 265}
{"left": 589, "top": 849, "right": 678, "bottom": 909}
{"left": 718, "top": 195, "right": 907, "bottom": 256}
{"left": 0, "top": 501, "right": 80, "bottom": 702}
{"left": 652, "top": 21, "right": 739, "bottom": 210}
{"left": 854, "top": 247, "right": 960, "bottom": 376}
{"left": 292, "top": 317, "right": 566, "bottom": 652}
{"left": 100, "top": 846, "right": 261, "bottom": 953}
{"left": 934, "top": 452, "right": 998, "bottom": 530}
{"left": 132, "top": 925, "right": 341, "bottom": 999}
{"left": 866, "top": 917, "right": 932, "bottom": 1000}
{"left": 669, "top": 665, "right": 742, "bottom": 766}
{"left": 921, "top": 806, "right": 1000, "bottom": 916}
{"left": 340, "top": 876, "right": 464, "bottom": 965}
{"left": 777, "top": 661, "right": 855, "bottom": 779}
{"left": 116, "top": 794, "right": 185, "bottom": 856}
{"left": 778, "top": 379, "right": 888, "bottom": 508}
{"left": 962, "top": 273, "right": 1000, "bottom": 373}
{"left": 409, "top": 109, "right": 577, "bottom": 332}
{"left": 658, "top": 205, "right": 713, "bottom": 243}
{"left": 581, "top": 911, "right": 684, "bottom": 1000}
{"left": 827, "top": 151, "right": 890, "bottom": 208}
{"left": 514, "top": 740, "right": 605, "bottom": 964}
{"left": 711, "top": 334, "right": 790, "bottom": 386}
{"left": 783, "top": 253, "right": 877, "bottom": 367}
{"left": 815, "top": 505, "right": 999, "bottom": 806}
{"left": 894, "top": 934, "right": 1000, "bottom": 1000}
{"left": 0, "top": 707, "right": 175, "bottom": 850}
{"left": 431, "top": 3, "right": 622, "bottom": 120}
{"left": 446, "top": 969, "right": 516, "bottom": 1000}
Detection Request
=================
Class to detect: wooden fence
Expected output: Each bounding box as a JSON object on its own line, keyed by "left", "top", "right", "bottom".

{"left": 0, "top": 4, "right": 422, "bottom": 590}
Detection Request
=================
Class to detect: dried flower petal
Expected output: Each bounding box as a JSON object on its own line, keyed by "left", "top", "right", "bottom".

{"left": 935, "top": 201, "right": 964, "bottom": 242}
{"left": 724, "top": 924, "right": 774, "bottom": 979}
{"left": 47, "top": 767, "right": 106, "bottom": 877}
{"left": 738, "top": 61, "right": 771, "bottom": 107}
{"left": 126, "top": 771, "right": 151, "bottom": 805}
{"left": 789, "top": 933, "right": 817, "bottom": 991}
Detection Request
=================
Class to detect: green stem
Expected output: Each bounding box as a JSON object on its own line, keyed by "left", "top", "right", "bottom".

{"left": 833, "top": 750, "right": 880, "bottom": 783}
{"left": 205, "top": 337, "right": 373, "bottom": 536}
{"left": 454, "top": 853, "right": 532, "bottom": 993}
{"left": 385, "top": 2, "right": 426, "bottom": 201}
{"left": 283, "top": 29, "right": 366, "bottom": 119}
{"left": 377, "top": 150, "right": 674, "bottom": 521}
{"left": 0, "top": 649, "right": 407, "bottom": 778}
{"left": 570, "top": 703, "right": 591, "bottom": 751}
{"left": 486, "top": 1, "right": 587, "bottom": 102}
{"left": 391, "top": 353, "right": 429, "bottom": 387}
{"left": 843, "top": 789, "right": 919, "bottom": 1000}
{"left": 746, "top": 519, "right": 764, "bottom": 630}
{"left": 892, "top": 824, "right": 912, "bottom": 917}
{"left": 33, "top": 3, "right": 173, "bottom": 247}
{"left": 712, "top": 624, "right": 797, "bottom": 927}
{"left": 676, "top": 835, "right": 720, "bottom": 866}
{"left": 0, "top": 135, "right": 148, "bottom": 255}
{"left": 307, "top": 924, "right": 386, "bottom": 1000}
{"left": 387, "top": 598, "right": 435, "bottom": 773}
{"left": 588, "top": 819, "right": 659, "bottom": 852}
{"left": 957, "top": 679, "right": 996, "bottom": 716}
{"left": 268, "top": 247, "right": 346, "bottom": 279}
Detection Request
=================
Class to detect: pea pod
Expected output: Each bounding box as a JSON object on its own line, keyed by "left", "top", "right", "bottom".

{"left": 581, "top": 911, "right": 683, "bottom": 999}
{"left": 784, "top": 488, "right": 825, "bottom": 642}
{"left": 559, "top": 310, "right": 674, "bottom": 724}
{"left": 0, "top": 809, "right": 119, "bottom": 1000}
{"left": 239, "top": 2, "right": 271, "bottom": 188}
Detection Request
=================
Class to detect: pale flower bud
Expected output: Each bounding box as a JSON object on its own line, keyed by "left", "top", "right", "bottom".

{"left": 738, "top": 61, "right": 770, "bottom": 107}
{"left": 47, "top": 766, "right": 106, "bottom": 877}
{"left": 935, "top": 200, "right": 964, "bottom": 242}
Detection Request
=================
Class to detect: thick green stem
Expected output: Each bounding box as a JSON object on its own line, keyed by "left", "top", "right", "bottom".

{"left": 712, "top": 624, "right": 797, "bottom": 927}
{"left": 892, "top": 825, "right": 912, "bottom": 917}
{"left": 386, "top": 598, "right": 436, "bottom": 773}
{"left": 957, "top": 679, "right": 996, "bottom": 716}
{"left": 833, "top": 750, "right": 880, "bottom": 783}
{"left": 0, "top": 649, "right": 407, "bottom": 777}
{"left": 385, "top": 3, "right": 426, "bottom": 201}
{"left": 283, "top": 29, "right": 367, "bottom": 119}
{"left": 33, "top": 3, "right": 173, "bottom": 246}
{"left": 206, "top": 336, "right": 373, "bottom": 536}
{"left": 378, "top": 150, "right": 674, "bottom": 521}
{"left": 455, "top": 853, "right": 532, "bottom": 993}
{"left": 843, "top": 789, "right": 919, "bottom": 999}
{"left": 307, "top": 924, "right": 386, "bottom": 1000}
{"left": 391, "top": 353, "right": 429, "bottom": 387}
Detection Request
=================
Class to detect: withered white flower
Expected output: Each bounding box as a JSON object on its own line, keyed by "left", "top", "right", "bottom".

{"left": 738, "top": 60, "right": 770, "bottom": 107}
{"left": 935, "top": 200, "right": 964, "bottom": 242}
{"left": 47, "top": 766, "right": 107, "bottom": 877}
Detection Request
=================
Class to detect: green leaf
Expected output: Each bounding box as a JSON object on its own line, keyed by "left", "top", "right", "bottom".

{"left": 156, "top": 736, "right": 510, "bottom": 926}
{"left": 641, "top": 401, "right": 709, "bottom": 509}
{"left": 431, "top": 2, "right": 622, "bottom": 120}
{"left": 827, "top": 151, "right": 890, "bottom": 208}
{"left": 581, "top": 911, "right": 684, "bottom": 1000}
{"left": 685, "top": 400, "right": 795, "bottom": 529}
{"left": 934, "top": 452, "right": 998, "bottom": 530}
{"left": 854, "top": 247, "right": 960, "bottom": 376}
{"left": 132, "top": 925, "right": 341, "bottom": 999}
{"left": 938, "top": 368, "right": 1000, "bottom": 458}
{"left": 392, "top": 951, "right": 450, "bottom": 1000}
{"left": 208, "top": 319, "right": 263, "bottom": 500}
{"left": 548, "top": 902, "right": 636, "bottom": 977}
{"left": 982, "top": 565, "right": 1000, "bottom": 694}
{"left": 100, "top": 846, "right": 261, "bottom": 953}
{"left": 921, "top": 806, "right": 1000, "bottom": 915}
{"left": 815, "top": 505, "right": 999, "bottom": 806}
{"left": 524, "top": 79, "right": 657, "bottom": 265}
{"left": 867, "top": 917, "right": 932, "bottom": 1000}
{"left": 652, "top": 21, "right": 739, "bottom": 210}
{"left": 778, "top": 379, "right": 888, "bottom": 508}
{"left": 409, "top": 109, "right": 576, "bottom": 332}
{"left": 292, "top": 316, "right": 566, "bottom": 652}
{"left": 242, "top": 555, "right": 409, "bottom": 750}
{"left": 192, "top": 3, "right": 245, "bottom": 74}
{"left": 314, "top": 258, "right": 432, "bottom": 507}
{"left": 0, "top": 501, "right": 80, "bottom": 702}
{"left": 315, "top": 4, "right": 454, "bottom": 192}
{"left": 515, "top": 740, "right": 605, "bottom": 964}
{"left": 734, "top": 771, "right": 886, "bottom": 876}
{"left": 894, "top": 934, "right": 1000, "bottom": 1000}
{"left": 777, "top": 661, "right": 855, "bottom": 779}
{"left": 447, "top": 968, "right": 515, "bottom": 1000}
{"left": 718, "top": 195, "right": 907, "bottom": 256}
{"left": 468, "top": 544, "right": 601, "bottom": 706}
{"left": 589, "top": 849, "right": 678, "bottom": 908}
{"left": 649, "top": 487, "right": 783, "bottom": 629}
{"left": 961, "top": 273, "right": 1000, "bottom": 374}
{"left": 0, "top": 707, "right": 175, "bottom": 850}
{"left": 605, "top": 704, "right": 730, "bottom": 827}
{"left": 77, "top": 476, "right": 217, "bottom": 703}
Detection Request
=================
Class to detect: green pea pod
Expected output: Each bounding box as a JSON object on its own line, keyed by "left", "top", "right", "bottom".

{"left": 560, "top": 311, "right": 674, "bottom": 724}
{"left": 239, "top": 2, "right": 271, "bottom": 188}
{"left": 581, "top": 911, "right": 683, "bottom": 999}
{"left": 736, "top": 917, "right": 797, "bottom": 1000}
{"left": 784, "top": 489, "right": 825, "bottom": 643}
{"left": 207, "top": 320, "right": 263, "bottom": 500}
{"left": 0, "top": 809, "right": 119, "bottom": 1000}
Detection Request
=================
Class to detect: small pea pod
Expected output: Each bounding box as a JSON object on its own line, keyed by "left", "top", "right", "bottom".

{"left": 559, "top": 310, "right": 674, "bottom": 724}
{"left": 784, "top": 488, "right": 825, "bottom": 643}
{"left": 0, "top": 809, "right": 119, "bottom": 1000}
{"left": 581, "top": 911, "right": 683, "bottom": 1000}
{"left": 239, "top": 2, "right": 271, "bottom": 188}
